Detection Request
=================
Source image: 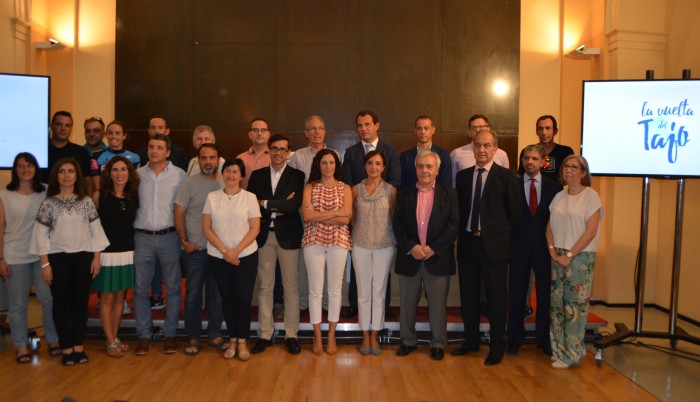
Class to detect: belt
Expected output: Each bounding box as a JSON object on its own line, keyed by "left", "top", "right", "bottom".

{"left": 135, "top": 227, "right": 176, "bottom": 236}
{"left": 467, "top": 230, "right": 481, "bottom": 237}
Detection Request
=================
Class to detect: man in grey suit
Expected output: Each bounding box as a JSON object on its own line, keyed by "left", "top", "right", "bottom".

{"left": 341, "top": 110, "right": 401, "bottom": 319}
{"left": 393, "top": 150, "right": 459, "bottom": 361}
{"left": 453, "top": 129, "right": 521, "bottom": 366}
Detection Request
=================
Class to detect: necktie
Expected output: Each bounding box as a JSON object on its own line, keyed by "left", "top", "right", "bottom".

{"left": 529, "top": 178, "right": 538, "bottom": 216}
{"left": 470, "top": 168, "right": 485, "bottom": 232}
{"left": 364, "top": 143, "right": 372, "bottom": 154}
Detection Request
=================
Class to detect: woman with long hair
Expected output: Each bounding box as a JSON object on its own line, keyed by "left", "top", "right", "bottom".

{"left": 202, "top": 158, "right": 260, "bottom": 361}
{"left": 0, "top": 153, "right": 60, "bottom": 363}
{"left": 30, "top": 158, "right": 109, "bottom": 366}
{"left": 546, "top": 154, "right": 603, "bottom": 369}
{"left": 301, "top": 148, "right": 352, "bottom": 355}
{"left": 93, "top": 156, "right": 139, "bottom": 357}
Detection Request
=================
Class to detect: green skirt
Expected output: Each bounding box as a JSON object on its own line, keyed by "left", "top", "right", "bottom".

{"left": 93, "top": 251, "right": 135, "bottom": 292}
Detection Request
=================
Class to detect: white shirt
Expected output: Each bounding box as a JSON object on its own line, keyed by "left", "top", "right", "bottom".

{"left": 450, "top": 143, "right": 509, "bottom": 186}
{"left": 203, "top": 189, "right": 261, "bottom": 259}
{"left": 0, "top": 189, "right": 45, "bottom": 264}
{"left": 549, "top": 186, "right": 604, "bottom": 253}
{"left": 266, "top": 163, "right": 287, "bottom": 222}
{"left": 523, "top": 173, "right": 542, "bottom": 206}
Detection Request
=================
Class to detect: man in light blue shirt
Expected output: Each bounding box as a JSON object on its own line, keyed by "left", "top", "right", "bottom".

{"left": 133, "top": 134, "right": 186, "bottom": 356}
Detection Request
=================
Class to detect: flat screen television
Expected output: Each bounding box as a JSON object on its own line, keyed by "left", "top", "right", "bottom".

{"left": 581, "top": 79, "right": 700, "bottom": 178}
{"left": 0, "top": 73, "right": 50, "bottom": 170}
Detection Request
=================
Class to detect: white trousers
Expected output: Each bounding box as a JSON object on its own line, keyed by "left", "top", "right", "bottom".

{"left": 351, "top": 246, "right": 395, "bottom": 331}
{"left": 303, "top": 244, "right": 348, "bottom": 324}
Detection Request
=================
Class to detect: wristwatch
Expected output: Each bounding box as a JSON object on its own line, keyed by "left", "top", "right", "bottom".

{"left": 566, "top": 251, "right": 573, "bottom": 258}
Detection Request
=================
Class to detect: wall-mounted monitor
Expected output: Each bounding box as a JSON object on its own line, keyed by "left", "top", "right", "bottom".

{"left": 581, "top": 79, "right": 699, "bottom": 178}
{"left": 0, "top": 73, "right": 50, "bottom": 169}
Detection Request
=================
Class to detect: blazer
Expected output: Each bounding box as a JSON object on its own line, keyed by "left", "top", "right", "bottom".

{"left": 455, "top": 163, "right": 522, "bottom": 263}
{"left": 342, "top": 140, "right": 401, "bottom": 188}
{"left": 399, "top": 145, "right": 453, "bottom": 189}
{"left": 392, "top": 183, "right": 459, "bottom": 277}
{"left": 511, "top": 175, "right": 562, "bottom": 260}
{"left": 247, "top": 165, "right": 305, "bottom": 250}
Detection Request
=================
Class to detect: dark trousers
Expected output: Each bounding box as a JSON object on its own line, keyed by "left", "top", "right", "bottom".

{"left": 507, "top": 245, "right": 551, "bottom": 346}
{"left": 348, "top": 257, "right": 392, "bottom": 310}
{"left": 49, "top": 252, "right": 93, "bottom": 350}
{"left": 458, "top": 235, "right": 508, "bottom": 350}
{"left": 210, "top": 252, "right": 258, "bottom": 340}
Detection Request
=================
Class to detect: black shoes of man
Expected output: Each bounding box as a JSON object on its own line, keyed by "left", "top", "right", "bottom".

{"left": 250, "top": 338, "right": 301, "bottom": 355}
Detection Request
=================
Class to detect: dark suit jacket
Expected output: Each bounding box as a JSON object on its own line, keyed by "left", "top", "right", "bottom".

{"left": 511, "top": 175, "right": 562, "bottom": 261}
{"left": 137, "top": 145, "right": 188, "bottom": 171}
{"left": 399, "top": 145, "right": 453, "bottom": 189}
{"left": 456, "top": 163, "right": 522, "bottom": 263}
{"left": 342, "top": 140, "right": 401, "bottom": 187}
{"left": 393, "top": 183, "right": 459, "bottom": 277}
{"left": 247, "top": 165, "right": 305, "bottom": 250}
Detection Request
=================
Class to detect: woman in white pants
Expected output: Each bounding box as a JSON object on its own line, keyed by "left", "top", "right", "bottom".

{"left": 351, "top": 150, "right": 396, "bottom": 355}
{"left": 301, "top": 149, "right": 352, "bottom": 355}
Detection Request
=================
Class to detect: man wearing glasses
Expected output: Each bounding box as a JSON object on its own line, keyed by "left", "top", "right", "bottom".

{"left": 237, "top": 117, "right": 271, "bottom": 189}
{"left": 247, "top": 134, "right": 305, "bottom": 355}
{"left": 450, "top": 114, "right": 510, "bottom": 186}
{"left": 83, "top": 117, "right": 108, "bottom": 155}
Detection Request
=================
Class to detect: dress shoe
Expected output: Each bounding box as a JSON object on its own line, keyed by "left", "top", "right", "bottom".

{"left": 285, "top": 338, "right": 301, "bottom": 355}
{"left": 430, "top": 347, "right": 444, "bottom": 361}
{"left": 507, "top": 343, "right": 521, "bottom": 355}
{"left": 538, "top": 344, "right": 553, "bottom": 357}
{"left": 396, "top": 344, "right": 417, "bottom": 357}
{"left": 484, "top": 350, "right": 504, "bottom": 366}
{"left": 342, "top": 307, "right": 358, "bottom": 318}
{"left": 451, "top": 344, "right": 480, "bottom": 356}
{"left": 251, "top": 338, "right": 272, "bottom": 354}
{"left": 135, "top": 338, "right": 151, "bottom": 356}
{"left": 163, "top": 337, "right": 178, "bottom": 354}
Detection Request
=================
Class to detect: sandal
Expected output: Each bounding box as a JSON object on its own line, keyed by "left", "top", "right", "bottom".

{"left": 106, "top": 341, "right": 124, "bottom": 358}
{"left": 237, "top": 340, "right": 250, "bottom": 362}
{"left": 208, "top": 336, "right": 229, "bottom": 351}
{"left": 62, "top": 353, "right": 75, "bottom": 366}
{"left": 49, "top": 344, "right": 62, "bottom": 357}
{"left": 115, "top": 338, "right": 130, "bottom": 353}
{"left": 72, "top": 351, "right": 89, "bottom": 364}
{"left": 223, "top": 345, "right": 237, "bottom": 360}
{"left": 16, "top": 352, "right": 32, "bottom": 364}
{"left": 184, "top": 339, "right": 200, "bottom": 356}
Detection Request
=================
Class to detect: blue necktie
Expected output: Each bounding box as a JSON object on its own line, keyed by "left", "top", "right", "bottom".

{"left": 470, "top": 168, "right": 485, "bottom": 232}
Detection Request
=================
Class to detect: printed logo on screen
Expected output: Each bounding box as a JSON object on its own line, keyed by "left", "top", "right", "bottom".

{"left": 639, "top": 99, "right": 692, "bottom": 163}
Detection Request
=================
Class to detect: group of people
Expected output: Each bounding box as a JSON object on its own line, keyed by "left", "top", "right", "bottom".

{"left": 0, "top": 109, "right": 602, "bottom": 370}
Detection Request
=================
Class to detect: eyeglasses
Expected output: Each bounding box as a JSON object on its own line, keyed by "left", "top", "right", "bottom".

{"left": 469, "top": 125, "right": 489, "bottom": 132}
{"left": 270, "top": 146, "right": 288, "bottom": 153}
{"left": 562, "top": 164, "right": 581, "bottom": 171}
{"left": 305, "top": 126, "right": 326, "bottom": 132}
{"left": 85, "top": 117, "right": 104, "bottom": 123}
{"left": 250, "top": 128, "right": 269, "bottom": 134}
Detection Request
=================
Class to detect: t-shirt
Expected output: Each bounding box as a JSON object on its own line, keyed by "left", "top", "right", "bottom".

{"left": 42, "top": 141, "right": 91, "bottom": 183}
{"left": 174, "top": 174, "right": 223, "bottom": 248}
{"left": 0, "top": 188, "right": 46, "bottom": 264}
{"left": 203, "top": 189, "right": 261, "bottom": 259}
{"left": 549, "top": 186, "right": 604, "bottom": 253}
{"left": 90, "top": 148, "right": 141, "bottom": 177}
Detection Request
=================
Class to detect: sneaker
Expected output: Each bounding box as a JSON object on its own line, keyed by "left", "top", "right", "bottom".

{"left": 273, "top": 304, "right": 284, "bottom": 321}
{"left": 122, "top": 300, "right": 132, "bottom": 316}
{"left": 150, "top": 296, "right": 166, "bottom": 310}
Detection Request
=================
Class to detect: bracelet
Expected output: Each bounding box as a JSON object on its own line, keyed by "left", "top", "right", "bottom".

{"left": 220, "top": 247, "right": 228, "bottom": 254}
{"left": 547, "top": 244, "right": 555, "bottom": 250}
{"left": 41, "top": 262, "right": 51, "bottom": 269}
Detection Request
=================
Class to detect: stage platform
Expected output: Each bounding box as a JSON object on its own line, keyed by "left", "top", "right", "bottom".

{"left": 86, "top": 294, "right": 607, "bottom": 344}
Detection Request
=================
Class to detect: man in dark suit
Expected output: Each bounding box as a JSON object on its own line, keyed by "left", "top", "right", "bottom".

{"left": 507, "top": 144, "right": 562, "bottom": 356}
{"left": 247, "top": 134, "right": 305, "bottom": 355}
{"left": 400, "top": 115, "right": 452, "bottom": 189}
{"left": 393, "top": 150, "right": 459, "bottom": 361}
{"left": 453, "top": 129, "right": 521, "bottom": 365}
{"left": 342, "top": 110, "right": 401, "bottom": 318}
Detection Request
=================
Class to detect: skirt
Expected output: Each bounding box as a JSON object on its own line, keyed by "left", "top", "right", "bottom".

{"left": 92, "top": 251, "right": 135, "bottom": 292}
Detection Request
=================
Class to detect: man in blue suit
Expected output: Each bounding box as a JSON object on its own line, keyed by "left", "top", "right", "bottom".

{"left": 400, "top": 115, "right": 452, "bottom": 189}
{"left": 342, "top": 110, "right": 401, "bottom": 318}
{"left": 507, "top": 144, "right": 562, "bottom": 356}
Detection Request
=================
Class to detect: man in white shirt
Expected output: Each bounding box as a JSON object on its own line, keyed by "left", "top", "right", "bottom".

{"left": 133, "top": 134, "right": 186, "bottom": 356}
{"left": 450, "top": 114, "right": 510, "bottom": 186}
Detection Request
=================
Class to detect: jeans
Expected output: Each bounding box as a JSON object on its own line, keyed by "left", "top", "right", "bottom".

{"left": 183, "top": 249, "right": 223, "bottom": 340}
{"left": 134, "top": 231, "right": 183, "bottom": 339}
{"left": 5, "top": 261, "right": 59, "bottom": 348}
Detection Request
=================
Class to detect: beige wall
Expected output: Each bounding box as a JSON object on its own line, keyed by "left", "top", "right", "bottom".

{"left": 2, "top": 0, "right": 699, "bottom": 320}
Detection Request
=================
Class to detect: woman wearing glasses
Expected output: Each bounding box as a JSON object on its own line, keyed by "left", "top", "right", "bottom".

{"left": 0, "top": 153, "right": 61, "bottom": 363}
{"left": 30, "top": 158, "right": 109, "bottom": 366}
{"left": 546, "top": 155, "right": 603, "bottom": 369}
{"left": 92, "top": 156, "right": 139, "bottom": 357}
